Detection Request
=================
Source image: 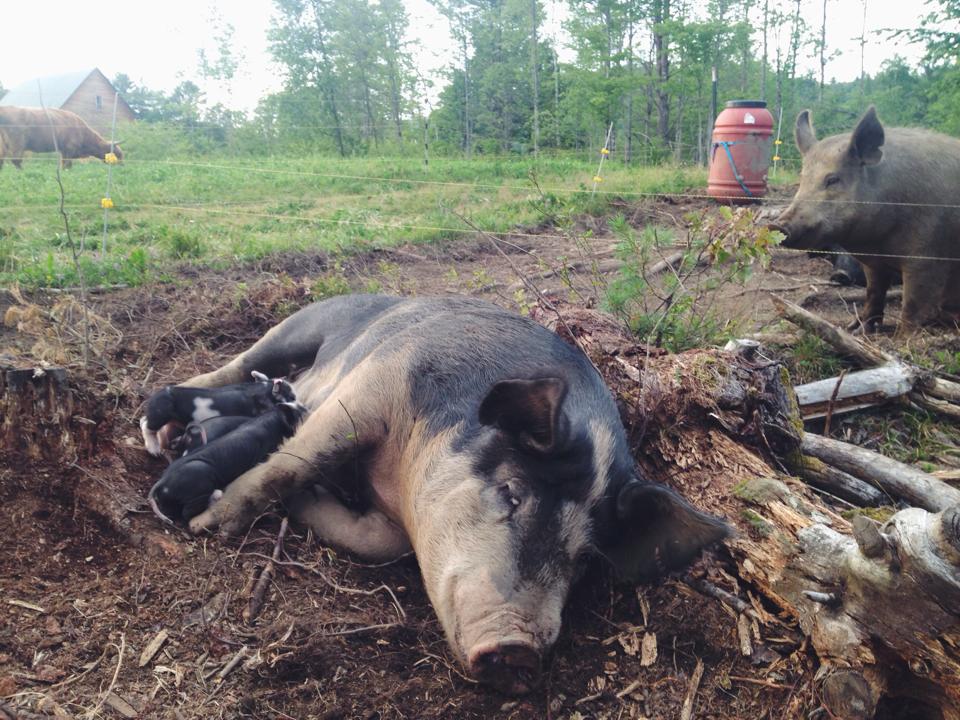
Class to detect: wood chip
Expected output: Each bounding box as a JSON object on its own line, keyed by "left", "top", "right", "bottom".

{"left": 737, "top": 614, "right": 753, "bottom": 657}
{"left": 104, "top": 692, "right": 138, "bottom": 718}
{"left": 7, "top": 599, "right": 46, "bottom": 613}
{"left": 138, "top": 629, "right": 169, "bottom": 668}
{"left": 679, "top": 659, "right": 705, "bottom": 720}
{"left": 640, "top": 632, "right": 658, "bottom": 667}
{"left": 216, "top": 646, "right": 249, "bottom": 681}
{"left": 619, "top": 631, "right": 640, "bottom": 657}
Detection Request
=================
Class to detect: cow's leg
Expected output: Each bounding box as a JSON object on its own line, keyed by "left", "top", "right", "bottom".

{"left": 189, "top": 382, "right": 390, "bottom": 535}
{"left": 12, "top": 159, "right": 22, "bottom": 170}
{"left": 288, "top": 487, "right": 411, "bottom": 562}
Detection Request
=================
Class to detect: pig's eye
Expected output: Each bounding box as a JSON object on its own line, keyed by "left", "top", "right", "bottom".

{"left": 824, "top": 174, "right": 841, "bottom": 189}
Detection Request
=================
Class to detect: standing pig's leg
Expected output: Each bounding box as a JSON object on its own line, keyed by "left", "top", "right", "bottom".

{"left": 189, "top": 386, "right": 388, "bottom": 536}
{"left": 851, "top": 265, "right": 893, "bottom": 333}
{"left": 896, "top": 262, "right": 947, "bottom": 338}
{"left": 287, "top": 487, "right": 411, "bottom": 562}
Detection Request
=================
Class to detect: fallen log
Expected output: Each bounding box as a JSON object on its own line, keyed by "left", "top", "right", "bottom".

{"left": 539, "top": 302, "right": 960, "bottom": 720}
{"left": 793, "top": 363, "right": 916, "bottom": 420}
{"left": 792, "top": 454, "right": 888, "bottom": 506}
{"left": 771, "top": 296, "right": 892, "bottom": 366}
{"left": 802, "top": 432, "right": 960, "bottom": 512}
{"left": 773, "top": 296, "right": 960, "bottom": 411}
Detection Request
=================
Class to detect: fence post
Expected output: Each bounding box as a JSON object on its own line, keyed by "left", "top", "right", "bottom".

{"left": 101, "top": 92, "right": 120, "bottom": 257}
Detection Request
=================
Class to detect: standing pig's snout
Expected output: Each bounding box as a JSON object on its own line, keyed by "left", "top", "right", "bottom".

{"left": 468, "top": 642, "right": 542, "bottom": 695}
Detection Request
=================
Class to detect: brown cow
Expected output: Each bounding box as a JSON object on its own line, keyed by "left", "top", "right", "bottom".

{"left": 0, "top": 106, "right": 123, "bottom": 170}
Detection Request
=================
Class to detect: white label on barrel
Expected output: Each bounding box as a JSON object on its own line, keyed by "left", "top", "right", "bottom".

{"left": 744, "top": 112, "right": 756, "bottom": 125}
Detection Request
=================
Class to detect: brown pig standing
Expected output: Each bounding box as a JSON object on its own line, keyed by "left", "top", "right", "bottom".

{"left": 775, "top": 106, "right": 960, "bottom": 336}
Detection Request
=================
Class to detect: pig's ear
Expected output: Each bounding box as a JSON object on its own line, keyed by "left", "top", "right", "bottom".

{"left": 795, "top": 110, "right": 817, "bottom": 154}
{"left": 271, "top": 378, "right": 293, "bottom": 401}
{"left": 849, "top": 106, "right": 884, "bottom": 166}
{"left": 277, "top": 401, "right": 305, "bottom": 431}
{"left": 251, "top": 370, "right": 269, "bottom": 383}
{"left": 479, "top": 377, "right": 568, "bottom": 453}
{"left": 606, "top": 481, "right": 730, "bottom": 582}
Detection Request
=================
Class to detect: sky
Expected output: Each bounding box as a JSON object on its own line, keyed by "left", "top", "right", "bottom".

{"left": 0, "top": 0, "right": 932, "bottom": 113}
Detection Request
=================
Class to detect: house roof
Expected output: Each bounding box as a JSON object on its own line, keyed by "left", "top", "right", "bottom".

{"left": 0, "top": 69, "right": 98, "bottom": 108}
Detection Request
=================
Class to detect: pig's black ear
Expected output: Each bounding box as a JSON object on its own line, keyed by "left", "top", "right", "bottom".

{"left": 277, "top": 401, "right": 305, "bottom": 431}
{"left": 849, "top": 106, "right": 884, "bottom": 166}
{"left": 479, "top": 377, "right": 568, "bottom": 453}
{"left": 605, "top": 481, "right": 730, "bottom": 582}
{"left": 795, "top": 109, "right": 817, "bottom": 154}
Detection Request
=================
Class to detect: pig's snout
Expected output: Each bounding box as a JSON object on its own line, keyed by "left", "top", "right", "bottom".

{"left": 468, "top": 641, "right": 541, "bottom": 695}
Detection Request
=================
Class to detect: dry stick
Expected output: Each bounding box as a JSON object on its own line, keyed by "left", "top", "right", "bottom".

{"left": 682, "top": 575, "right": 757, "bottom": 619}
{"left": 243, "top": 518, "right": 289, "bottom": 624}
{"left": 243, "top": 552, "right": 406, "bottom": 622}
{"left": 39, "top": 97, "right": 90, "bottom": 367}
{"left": 821, "top": 369, "right": 848, "bottom": 436}
{"left": 83, "top": 633, "right": 125, "bottom": 720}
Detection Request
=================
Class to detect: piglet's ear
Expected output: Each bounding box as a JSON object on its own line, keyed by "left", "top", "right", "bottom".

{"left": 251, "top": 370, "right": 269, "bottom": 383}
{"left": 605, "top": 482, "right": 730, "bottom": 582}
{"left": 271, "top": 378, "right": 293, "bottom": 401}
{"left": 277, "top": 401, "right": 306, "bottom": 432}
{"left": 479, "top": 377, "right": 568, "bottom": 453}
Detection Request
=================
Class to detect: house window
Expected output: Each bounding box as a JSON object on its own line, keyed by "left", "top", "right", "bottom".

{"left": 96, "top": 95, "right": 102, "bottom": 111}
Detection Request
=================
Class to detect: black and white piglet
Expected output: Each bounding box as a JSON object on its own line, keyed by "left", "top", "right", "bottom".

{"left": 140, "top": 371, "right": 295, "bottom": 456}
{"left": 148, "top": 401, "right": 308, "bottom": 524}
{"left": 172, "top": 415, "right": 252, "bottom": 455}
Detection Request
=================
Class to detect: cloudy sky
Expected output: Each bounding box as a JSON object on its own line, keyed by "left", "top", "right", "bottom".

{"left": 0, "top": 0, "right": 931, "bottom": 112}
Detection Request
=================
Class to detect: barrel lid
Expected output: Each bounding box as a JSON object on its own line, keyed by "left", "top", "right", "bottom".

{"left": 725, "top": 100, "right": 767, "bottom": 109}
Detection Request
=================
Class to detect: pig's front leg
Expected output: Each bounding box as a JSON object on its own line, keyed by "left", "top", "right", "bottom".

{"left": 288, "top": 487, "right": 411, "bottom": 562}
{"left": 189, "top": 393, "right": 386, "bottom": 536}
{"left": 851, "top": 264, "right": 893, "bottom": 333}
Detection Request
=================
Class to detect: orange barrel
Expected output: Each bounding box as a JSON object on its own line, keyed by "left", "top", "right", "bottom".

{"left": 707, "top": 100, "right": 774, "bottom": 201}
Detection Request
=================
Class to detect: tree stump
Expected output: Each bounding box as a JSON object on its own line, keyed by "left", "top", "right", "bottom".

{"left": 1, "top": 366, "right": 75, "bottom": 459}
{"left": 537, "top": 303, "right": 960, "bottom": 720}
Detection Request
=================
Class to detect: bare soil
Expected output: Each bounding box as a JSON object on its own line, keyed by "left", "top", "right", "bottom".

{"left": 0, "top": 192, "right": 941, "bottom": 720}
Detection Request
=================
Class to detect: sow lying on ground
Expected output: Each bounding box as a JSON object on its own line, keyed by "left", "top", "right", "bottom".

{"left": 156, "top": 294, "right": 729, "bottom": 694}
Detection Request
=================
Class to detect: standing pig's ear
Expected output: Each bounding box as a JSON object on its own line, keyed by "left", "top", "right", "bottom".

{"left": 795, "top": 110, "right": 817, "bottom": 155}
{"left": 479, "top": 377, "right": 568, "bottom": 453}
{"left": 605, "top": 481, "right": 730, "bottom": 582}
{"left": 849, "top": 106, "right": 884, "bottom": 166}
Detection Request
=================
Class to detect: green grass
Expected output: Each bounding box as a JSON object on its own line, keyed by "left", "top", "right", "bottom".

{"left": 0, "top": 136, "right": 706, "bottom": 288}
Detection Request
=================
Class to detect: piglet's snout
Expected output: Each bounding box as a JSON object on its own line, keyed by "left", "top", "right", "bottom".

{"left": 467, "top": 641, "right": 541, "bottom": 695}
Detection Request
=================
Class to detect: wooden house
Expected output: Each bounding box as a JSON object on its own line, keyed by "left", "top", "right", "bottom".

{"left": 0, "top": 68, "right": 134, "bottom": 135}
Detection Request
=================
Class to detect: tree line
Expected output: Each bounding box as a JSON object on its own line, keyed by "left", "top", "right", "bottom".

{"left": 5, "top": 0, "right": 958, "bottom": 164}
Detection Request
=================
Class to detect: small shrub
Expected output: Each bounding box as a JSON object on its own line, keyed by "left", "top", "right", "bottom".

{"left": 603, "top": 208, "right": 781, "bottom": 352}
{"left": 167, "top": 228, "right": 204, "bottom": 259}
{"left": 310, "top": 266, "right": 351, "bottom": 300}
